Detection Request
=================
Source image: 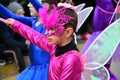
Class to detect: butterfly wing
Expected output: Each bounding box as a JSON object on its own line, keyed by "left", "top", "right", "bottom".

{"left": 83, "top": 19, "right": 120, "bottom": 70}
{"left": 81, "top": 65, "right": 110, "bottom": 80}
{"left": 81, "top": 19, "right": 120, "bottom": 80}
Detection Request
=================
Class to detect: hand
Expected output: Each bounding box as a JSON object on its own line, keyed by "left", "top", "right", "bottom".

{"left": 0, "top": 18, "right": 15, "bottom": 28}
{"left": 6, "top": 18, "right": 15, "bottom": 28}
{"left": 25, "top": 40, "right": 30, "bottom": 48}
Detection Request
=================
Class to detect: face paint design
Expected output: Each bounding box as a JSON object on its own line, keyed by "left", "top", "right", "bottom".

{"left": 45, "top": 26, "right": 64, "bottom": 36}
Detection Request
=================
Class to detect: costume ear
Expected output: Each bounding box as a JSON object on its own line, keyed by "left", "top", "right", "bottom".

{"left": 73, "top": 7, "right": 93, "bottom": 45}
{"left": 75, "top": 7, "right": 93, "bottom": 32}
{"left": 74, "top": 3, "right": 85, "bottom": 12}
{"left": 81, "top": 18, "right": 120, "bottom": 80}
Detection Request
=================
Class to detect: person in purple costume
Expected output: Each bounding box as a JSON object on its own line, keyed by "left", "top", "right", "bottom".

{"left": 80, "top": 0, "right": 118, "bottom": 80}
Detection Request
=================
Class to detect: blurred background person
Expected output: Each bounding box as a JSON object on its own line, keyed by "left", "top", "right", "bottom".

{"left": 0, "top": 1, "right": 28, "bottom": 73}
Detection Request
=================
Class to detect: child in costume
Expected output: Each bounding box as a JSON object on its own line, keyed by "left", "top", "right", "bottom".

{"left": 2, "top": 5, "right": 83, "bottom": 80}
{"left": 0, "top": 0, "right": 59, "bottom": 80}
{"left": 80, "top": 0, "right": 117, "bottom": 80}
{"left": 1, "top": 2, "right": 120, "bottom": 80}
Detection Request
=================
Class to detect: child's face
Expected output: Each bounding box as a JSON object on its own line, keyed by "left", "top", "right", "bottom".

{"left": 47, "top": 34, "right": 62, "bottom": 45}
{"left": 46, "top": 28, "right": 64, "bottom": 45}
{"left": 46, "top": 27, "right": 73, "bottom": 46}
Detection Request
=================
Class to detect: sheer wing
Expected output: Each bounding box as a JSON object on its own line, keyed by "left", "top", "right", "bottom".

{"left": 82, "top": 18, "right": 120, "bottom": 70}
{"left": 81, "top": 65, "right": 110, "bottom": 80}
{"left": 81, "top": 19, "right": 120, "bottom": 80}
{"left": 76, "top": 7, "right": 93, "bottom": 32}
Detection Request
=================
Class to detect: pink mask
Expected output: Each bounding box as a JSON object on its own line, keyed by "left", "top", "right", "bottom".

{"left": 39, "top": 5, "right": 73, "bottom": 36}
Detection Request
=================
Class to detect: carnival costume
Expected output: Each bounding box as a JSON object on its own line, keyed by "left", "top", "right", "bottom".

{"left": 1, "top": 2, "right": 120, "bottom": 80}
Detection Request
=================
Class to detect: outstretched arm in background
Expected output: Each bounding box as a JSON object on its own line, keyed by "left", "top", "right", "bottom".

{"left": 0, "top": 4, "right": 33, "bottom": 26}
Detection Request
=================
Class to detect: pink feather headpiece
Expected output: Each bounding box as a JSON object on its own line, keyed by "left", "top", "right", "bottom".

{"left": 38, "top": 5, "right": 73, "bottom": 36}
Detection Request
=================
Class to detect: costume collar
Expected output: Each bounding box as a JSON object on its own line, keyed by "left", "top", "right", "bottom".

{"left": 55, "top": 40, "right": 78, "bottom": 56}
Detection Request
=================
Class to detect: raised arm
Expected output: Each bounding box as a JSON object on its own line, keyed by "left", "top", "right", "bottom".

{"left": 0, "top": 4, "right": 14, "bottom": 19}
{"left": 0, "top": 4, "right": 33, "bottom": 26}
{"left": 9, "top": 19, "right": 52, "bottom": 53}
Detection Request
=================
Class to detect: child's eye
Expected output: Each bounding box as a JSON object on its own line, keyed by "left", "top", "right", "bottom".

{"left": 49, "top": 28, "right": 55, "bottom": 32}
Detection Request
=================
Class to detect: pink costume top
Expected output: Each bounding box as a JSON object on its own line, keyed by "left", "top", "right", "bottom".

{"left": 11, "top": 20, "right": 83, "bottom": 80}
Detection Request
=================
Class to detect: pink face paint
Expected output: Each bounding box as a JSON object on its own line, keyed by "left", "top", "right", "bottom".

{"left": 45, "top": 26, "right": 64, "bottom": 36}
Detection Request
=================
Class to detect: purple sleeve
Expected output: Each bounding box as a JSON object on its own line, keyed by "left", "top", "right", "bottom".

{"left": 95, "top": 0, "right": 114, "bottom": 10}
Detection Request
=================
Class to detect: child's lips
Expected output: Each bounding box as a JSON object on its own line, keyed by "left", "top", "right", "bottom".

{"left": 47, "top": 38, "right": 52, "bottom": 42}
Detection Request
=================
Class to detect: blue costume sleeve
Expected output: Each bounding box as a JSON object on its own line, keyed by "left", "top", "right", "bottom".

{"left": 29, "top": 0, "right": 43, "bottom": 12}
{"left": 0, "top": 4, "right": 34, "bottom": 26}
{"left": 0, "top": 4, "right": 13, "bottom": 19}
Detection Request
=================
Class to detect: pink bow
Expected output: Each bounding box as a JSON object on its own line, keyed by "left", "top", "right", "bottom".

{"left": 57, "top": 3, "right": 75, "bottom": 10}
